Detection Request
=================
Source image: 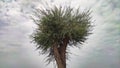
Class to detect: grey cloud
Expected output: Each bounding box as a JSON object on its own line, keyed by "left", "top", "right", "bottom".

{"left": 0, "top": 19, "right": 9, "bottom": 28}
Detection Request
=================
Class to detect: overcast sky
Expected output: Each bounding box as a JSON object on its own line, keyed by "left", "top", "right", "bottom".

{"left": 0, "top": 0, "right": 120, "bottom": 68}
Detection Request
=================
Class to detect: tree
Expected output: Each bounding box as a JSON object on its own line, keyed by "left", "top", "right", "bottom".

{"left": 31, "top": 6, "right": 92, "bottom": 68}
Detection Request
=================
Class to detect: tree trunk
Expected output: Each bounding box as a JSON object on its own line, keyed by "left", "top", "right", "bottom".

{"left": 59, "top": 38, "right": 68, "bottom": 68}
{"left": 53, "top": 43, "right": 64, "bottom": 68}
{"left": 53, "top": 37, "right": 69, "bottom": 68}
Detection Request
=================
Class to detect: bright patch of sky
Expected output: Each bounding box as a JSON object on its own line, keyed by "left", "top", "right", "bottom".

{"left": 0, "top": 0, "right": 120, "bottom": 68}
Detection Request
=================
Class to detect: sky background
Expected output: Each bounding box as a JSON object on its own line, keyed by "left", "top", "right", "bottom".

{"left": 0, "top": 0, "right": 120, "bottom": 68}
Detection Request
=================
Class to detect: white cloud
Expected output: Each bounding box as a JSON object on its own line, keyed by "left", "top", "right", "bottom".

{"left": 0, "top": 0, "right": 120, "bottom": 68}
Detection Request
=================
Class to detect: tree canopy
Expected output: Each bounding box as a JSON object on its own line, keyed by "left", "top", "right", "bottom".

{"left": 31, "top": 6, "right": 92, "bottom": 64}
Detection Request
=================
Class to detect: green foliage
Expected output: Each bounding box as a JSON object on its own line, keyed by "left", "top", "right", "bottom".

{"left": 31, "top": 6, "right": 92, "bottom": 61}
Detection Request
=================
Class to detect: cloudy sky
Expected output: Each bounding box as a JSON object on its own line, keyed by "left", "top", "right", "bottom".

{"left": 0, "top": 0, "right": 120, "bottom": 68}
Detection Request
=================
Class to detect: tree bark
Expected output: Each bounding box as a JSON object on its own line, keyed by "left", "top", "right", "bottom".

{"left": 53, "top": 37, "right": 69, "bottom": 68}
{"left": 53, "top": 43, "right": 64, "bottom": 68}
{"left": 59, "top": 37, "right": 69, "bottom": 68}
